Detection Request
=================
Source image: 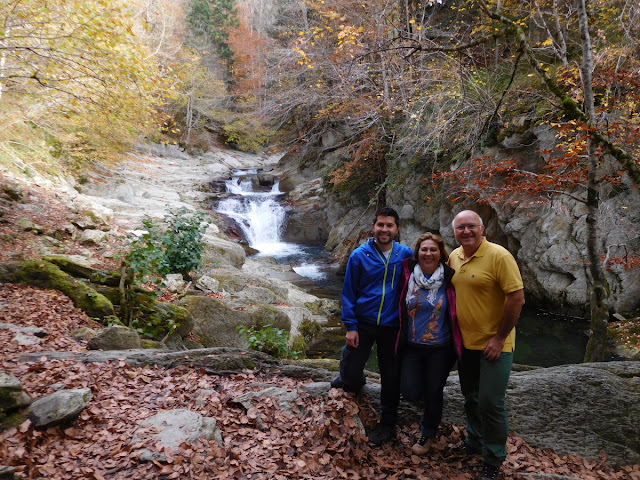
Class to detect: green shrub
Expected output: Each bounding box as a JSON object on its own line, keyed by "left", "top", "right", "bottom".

{"left": 236, "top": 323, "right": 302, "bottom": 359}
{"left": 121, "top": 209, "right": 208, "bottom": 337}
{"left": 161, "top": 208, "right": 209, "bottom": 277}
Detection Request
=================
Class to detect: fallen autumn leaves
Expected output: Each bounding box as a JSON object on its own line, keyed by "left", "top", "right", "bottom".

{"left": 1, "top": 284, "right": 639, "bottom": 480}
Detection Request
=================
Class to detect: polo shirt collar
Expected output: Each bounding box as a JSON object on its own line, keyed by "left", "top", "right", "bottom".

{"left": 455, "top": 237, "right": 487, "bottom": 260}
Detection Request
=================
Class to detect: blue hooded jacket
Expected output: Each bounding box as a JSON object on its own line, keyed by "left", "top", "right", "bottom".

{"left": 341, "top": 238, "right": 414, "bottom": 331}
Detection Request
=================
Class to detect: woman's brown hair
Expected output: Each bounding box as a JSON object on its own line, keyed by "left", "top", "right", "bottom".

{"left": 413, "top": 232, "right": 449, "bottom": 263}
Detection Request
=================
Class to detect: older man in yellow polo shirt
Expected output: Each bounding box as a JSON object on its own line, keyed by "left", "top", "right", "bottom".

{"left": 448, "top": 210, "right": 525, "bottom": 480}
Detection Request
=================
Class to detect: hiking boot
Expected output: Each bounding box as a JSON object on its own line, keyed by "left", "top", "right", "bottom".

{"left": 411, "top": 435, "right": 435, "bottom": 455}
{"left": 462, "top": 440, "right": 482, "bottom": 456}
{"left": 368, "top": 423, "right": 396, "bottom": 446}
{"left": 478, "top": 463, "right": 500, "bottom": 480}
{"left": 330, "top": 376, "right": 344, "bottom": 389}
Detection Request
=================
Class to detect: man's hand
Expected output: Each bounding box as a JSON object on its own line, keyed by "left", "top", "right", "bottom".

{"left": 346, "top": 330, "right": 359, "bottom": 348}
{"left": 484, "top": 289, "right": 525, "bottom": 361}
{"left": 483, "top": 335, "right": 506, "bottom": 361}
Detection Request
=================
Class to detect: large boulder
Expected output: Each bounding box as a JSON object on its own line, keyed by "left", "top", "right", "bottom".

{"left": 432, "top": 362, "right": 639, "bottom": 465}
{"left": 0, "top": 260, "right": 114, "bottom": 319}
{"left": 28, "top": 388, "right": 92, "bottom": 429}
{"left": 200, "top": 233, "right": 246, "bottom": 269}
{"left": 178, "top": 295, "right": 290, "bottom": 348}
{"left": 87, "top": 326, "right": 142, "bottom": 350}
{"left": 282, "top": 179, "right": 330, "bottom": 244}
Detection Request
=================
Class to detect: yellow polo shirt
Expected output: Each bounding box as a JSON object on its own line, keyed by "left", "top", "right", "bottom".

{"left": 449, "top": 238, "right": 524, "bottom": 352}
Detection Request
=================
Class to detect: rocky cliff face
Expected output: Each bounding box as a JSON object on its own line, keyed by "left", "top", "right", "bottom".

{"left": 276, "top": 125, "right": 640, "bottom": 317}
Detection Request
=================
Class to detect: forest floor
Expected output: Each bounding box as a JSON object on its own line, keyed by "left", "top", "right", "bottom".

{"left": 1, "top": 172, "right": 639, "bottom": 480}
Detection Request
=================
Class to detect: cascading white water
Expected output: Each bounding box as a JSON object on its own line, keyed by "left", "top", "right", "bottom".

{"left": 217, "top": 170, "right": 303, "bottom": 257}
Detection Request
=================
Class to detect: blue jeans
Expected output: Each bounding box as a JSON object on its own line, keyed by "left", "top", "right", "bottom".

{"left": 400, "top": 342, "right": 456, "bottom": 438}
{"left": 459, "top": 347, "right": 513, "bottom": 467}
{"left": 338, "top": 322, "right": 400, "bottom": 425}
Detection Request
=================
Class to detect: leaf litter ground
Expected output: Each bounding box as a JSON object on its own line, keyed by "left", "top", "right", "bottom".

{"left": 1, "top": 284, "right": 638, "bottom": 480}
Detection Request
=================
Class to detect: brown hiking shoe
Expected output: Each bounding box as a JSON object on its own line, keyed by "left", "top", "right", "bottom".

{"left": 411, "top": 435, "right": 435, "bottom": 455}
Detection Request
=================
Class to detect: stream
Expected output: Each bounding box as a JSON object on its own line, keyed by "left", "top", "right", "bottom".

{"left": 216, "top": 169, "right": 589, "bottom": 367}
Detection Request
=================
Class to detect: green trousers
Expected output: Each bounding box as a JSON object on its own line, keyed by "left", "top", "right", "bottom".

{"left": 459, "top": 348, "right": 513, "bottom": 467}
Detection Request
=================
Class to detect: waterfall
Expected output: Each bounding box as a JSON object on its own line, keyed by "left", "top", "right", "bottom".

{"left": 216, "top": 169, "right": 336, "bottom": 283}
{"left": 217, "top": 170, "right": 302, "bottom": 258}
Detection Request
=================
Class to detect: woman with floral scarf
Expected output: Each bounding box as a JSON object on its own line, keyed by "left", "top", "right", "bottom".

{"left": 397, "top": 233, "right": 463, "bottom": 456}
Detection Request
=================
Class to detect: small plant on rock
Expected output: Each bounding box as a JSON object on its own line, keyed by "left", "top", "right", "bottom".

{"left": 236, "top": 323, "right": 302, "bottom": 359}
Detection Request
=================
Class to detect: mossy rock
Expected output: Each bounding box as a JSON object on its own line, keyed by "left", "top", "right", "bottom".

{"left": 127, "top": 291, "right": 193, "bottom": 340}
{"left": 43, "top": 255, "right": 121, "bottom": 286}
{"left": 0, "top": 260, "right": 114, "bottom": 319}
{"left": 1, "top": 409, "right": 29, "bottom": 432}
{"left": 92, "top": 284, "right": 122, "bottom": 305}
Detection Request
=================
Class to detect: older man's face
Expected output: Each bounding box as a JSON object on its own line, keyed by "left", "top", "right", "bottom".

{"left": 453, "top": 211, "right": 485, "bottom": 252}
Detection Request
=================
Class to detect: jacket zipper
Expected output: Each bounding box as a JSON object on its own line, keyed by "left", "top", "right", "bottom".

{"left": 374, "top": 243, "right": 393, "bottom": 325}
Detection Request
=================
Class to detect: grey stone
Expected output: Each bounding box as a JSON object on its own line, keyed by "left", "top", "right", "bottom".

{"left": 132, "top": 409, "right": 222, "bottom": 462}
{"left": 70, "top": 327, "right": 97, "bottom": 340}
{"left": 178, "top": 295, "right": 250, "bottom": 348}
{"left": 437, "top": 362, "right": 640, "bottom": 465}
{"left": 0, "top": 465, "right": 17, "bottom": 480}
{"left": 79, "top": 229, "right": 107, "bottom": 245}
{"left": 112, "top": 184, "right": 137, "bottom": 204}
{"left": 164, "top": 273, "right": 185, "bottom": 293}
{"left": 200, "top": 233, "right": 246, "bottom": 269}
{"left": 281, "top": 179, "right": 329, "bottom": 244}
{"left": 18, "top": 218, "right": 44, "bottom": 234}
{"left": 194, "top": 275, "right": 220, "bottom": 293}
{"left": 0, "top": 372, "right": 32, "bottom": 413}
{"left": 28, "top": 388, "right": 92, "bottom": 428}
{"left": 13, "top": 332, "right": 41, "bottom": 346}
{"left": 0, "top": 372, "right": 22, "bottom": 392}
{"left": 231, "top": 386, "right": 301, "bottom": 416}
{"left": 237, "top": 285, "right": 277, "bottom": 304}
{"left": 300, "top": 382, "right": 331, "bottom": 398}
{"left": 87, "top": 325, "right": 142, "bottom": 350}
{"left": 0, "top": 323, "right": 48, "bottom": 337}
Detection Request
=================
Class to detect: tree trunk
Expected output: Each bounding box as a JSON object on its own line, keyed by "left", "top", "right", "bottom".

{"left": 578, "top": 0, "right": 609, "bottom": 362}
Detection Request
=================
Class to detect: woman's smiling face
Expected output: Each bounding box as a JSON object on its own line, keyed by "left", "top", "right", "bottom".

{"left": 418, "top": 239, "right": 441, "bottom": 275}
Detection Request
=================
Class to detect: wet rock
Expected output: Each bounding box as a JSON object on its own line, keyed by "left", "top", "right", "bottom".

{"left": 28, "top": 388, "right": 92, "bottom": 429}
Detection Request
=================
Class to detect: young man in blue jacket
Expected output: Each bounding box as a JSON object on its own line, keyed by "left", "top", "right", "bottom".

{"left": 331, "top": 207, "right": 414, "bottom": 445}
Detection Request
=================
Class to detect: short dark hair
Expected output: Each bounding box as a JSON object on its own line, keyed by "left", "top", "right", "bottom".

{"left": 373, "top": 207, "right": 400, "bottom": 227}
{"left": 413, "top": 232, "right": 449, "bottom": 263}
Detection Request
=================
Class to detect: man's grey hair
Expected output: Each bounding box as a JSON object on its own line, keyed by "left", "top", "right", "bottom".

{"left": 451, "top": 210, "right": 484, "bottom": 229}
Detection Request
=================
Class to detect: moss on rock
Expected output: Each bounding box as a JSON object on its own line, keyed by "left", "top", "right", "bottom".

{"left": 43, "top": 255, "right": 121, "bottom": 286}
{"left": 0, "top": 260, "right": 114, "bottom": 319}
